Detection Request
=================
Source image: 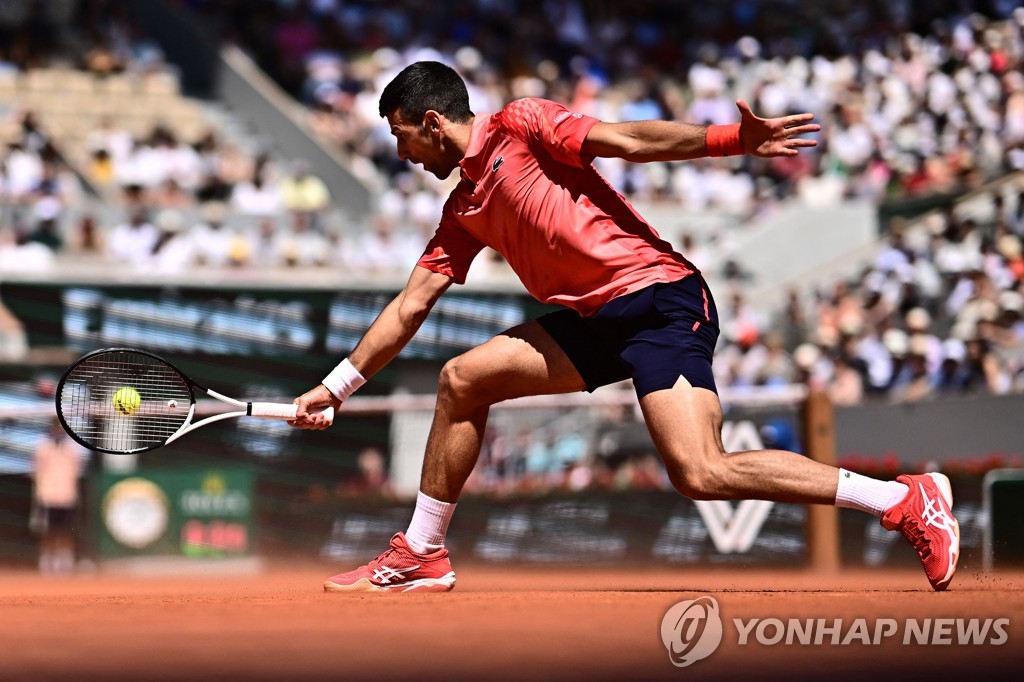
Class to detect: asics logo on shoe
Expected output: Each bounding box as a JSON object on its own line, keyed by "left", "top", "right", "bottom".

{"left": 371, "top": 565, "right": 420, "bottom": 585}
{"left": 492, "top": 156, "right": 505, "bottom": 172}
{"left": 918, "top": 483, "right": 957, "bottom": 536}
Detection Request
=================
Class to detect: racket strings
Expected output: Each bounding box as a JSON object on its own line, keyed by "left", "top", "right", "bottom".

{"left": 59, "top": 351, "right": 193, "bottom": 451}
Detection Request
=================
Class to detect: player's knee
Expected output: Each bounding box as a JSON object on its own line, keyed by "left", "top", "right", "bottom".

{"left": 437, "top": 355, "right": 487, "bottom": 407}
{"left": 669, "top": 470, "right": 714, "bottom": 500}
{"left": 667, "top": 456, "right": 728, "bottom": 501}
{"left": 437, "top": 358, "right": 467, "bottom": 402}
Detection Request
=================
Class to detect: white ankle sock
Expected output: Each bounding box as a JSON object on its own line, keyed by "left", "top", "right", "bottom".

{"left": 834, "top": 469, "right": 909, "bottom": 517}
{"left": 405, "top": 491, "right": 456, "bottom": 554}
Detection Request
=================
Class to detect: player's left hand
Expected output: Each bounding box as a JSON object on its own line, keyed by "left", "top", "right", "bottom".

{"left": 737, "top": 100, "right": 820, "bottom": 158}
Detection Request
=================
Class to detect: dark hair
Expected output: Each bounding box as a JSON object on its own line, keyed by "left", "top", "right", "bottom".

{"left": 378, "top": 61, "right": 473, "bottom": 123}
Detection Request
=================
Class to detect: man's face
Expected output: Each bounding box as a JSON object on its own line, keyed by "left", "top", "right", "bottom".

{"left": 387, "top": 110, "right": 457, "bottom": 179}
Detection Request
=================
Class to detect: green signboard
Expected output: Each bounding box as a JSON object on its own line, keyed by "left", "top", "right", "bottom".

{"left": 95, "top": 467, "right": 255, "bottom": 560}
{"left": 984, "top": 469, "right": 1024, "bottom": 569}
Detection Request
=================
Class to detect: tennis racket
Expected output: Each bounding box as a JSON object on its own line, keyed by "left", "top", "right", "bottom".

{"left": 55, "top": 347, "right": 333, "bottom": 454}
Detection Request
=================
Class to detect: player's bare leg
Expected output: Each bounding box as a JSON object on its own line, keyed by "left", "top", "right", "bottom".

{"left": 640, "top": 377, "right": 959, "bottom": 590}
{"left": 324, "top": 321, "right": 585, "bottom": 593}
{"left": 419, "top": 321, "right": 587, "bottom": 503}
{"left": 639, "top": 378, "right": 839, "bottom": 504}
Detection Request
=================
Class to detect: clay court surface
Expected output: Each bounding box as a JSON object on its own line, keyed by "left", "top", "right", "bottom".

{"left": 0, "top": 565, "right": 1021, "bottom": 681}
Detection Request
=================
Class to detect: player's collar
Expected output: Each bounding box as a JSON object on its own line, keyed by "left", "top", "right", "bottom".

{"left": 458, "top": 114, "right": 491, "bottom": 185}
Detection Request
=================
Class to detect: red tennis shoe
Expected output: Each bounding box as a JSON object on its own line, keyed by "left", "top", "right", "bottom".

{"left": 881, "top": 473, "right": 960, "bottom": 591}
{"left": 323, "top": 532, "right": 456, "bottom": 593}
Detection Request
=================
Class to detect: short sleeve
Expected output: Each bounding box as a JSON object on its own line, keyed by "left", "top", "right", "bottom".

{"left": 416, "top": 216, "right": 485, "bottom": 285}
{"left": 500, "top": 98, "right": 599, "bottom": 168}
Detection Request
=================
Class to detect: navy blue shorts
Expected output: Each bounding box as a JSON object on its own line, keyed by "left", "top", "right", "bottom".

{"left": 537, "top": 276, "right": 720, "bottom": 398}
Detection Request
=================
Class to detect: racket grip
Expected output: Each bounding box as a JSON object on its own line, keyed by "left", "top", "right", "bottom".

{"left": 249, "top": 402, "right": 335, "bottom": 421}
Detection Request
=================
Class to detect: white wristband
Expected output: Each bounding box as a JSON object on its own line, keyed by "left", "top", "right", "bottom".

{"left": 322, "top": 358, "right": 366, "bottom": 401}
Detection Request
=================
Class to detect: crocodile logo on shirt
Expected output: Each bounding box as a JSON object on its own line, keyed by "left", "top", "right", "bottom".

{"left": 492, "top": 156, "right": 505, "bottom": 172}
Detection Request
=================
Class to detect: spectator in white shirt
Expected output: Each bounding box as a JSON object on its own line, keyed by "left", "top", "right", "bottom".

{"left": 149, "top": 209, "right": 195, "bottom": 274}
{"left": 107, "top": 207, "right": 159, "bottom": 266}
{"left": 275, "top": 211, "right": 328, "bottom": 267}
{"left": 231, "top": 172, "right": 283, "bottom": 216}
{"left": 4, "top": 141, "right": 43, "bottom": 200}
{"left": 355, "top": 214, "right": 422, "bottom": 274}
{"left": 191, "top": 201, "right": 239, "bottom": 267}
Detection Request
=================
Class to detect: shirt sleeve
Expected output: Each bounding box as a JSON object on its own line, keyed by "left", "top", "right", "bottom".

{"left": 416, "top": 213, "right": 485, "bottom": 285}
{"left": 502, "top": 98, "right": 599, "bottom": 168}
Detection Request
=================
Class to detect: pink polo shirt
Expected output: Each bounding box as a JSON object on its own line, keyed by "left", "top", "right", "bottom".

{"left": 416, "top": 98, "right": 696, "bottom": 317}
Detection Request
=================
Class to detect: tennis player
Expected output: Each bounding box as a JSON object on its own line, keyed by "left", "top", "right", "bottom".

{"left": 291, "top": 61, "right": 959, "bottom": 592}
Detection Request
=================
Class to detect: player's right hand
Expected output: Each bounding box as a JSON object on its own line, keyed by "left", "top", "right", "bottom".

{"left": 290, "top": 384, "right": 341, "bottom": 430}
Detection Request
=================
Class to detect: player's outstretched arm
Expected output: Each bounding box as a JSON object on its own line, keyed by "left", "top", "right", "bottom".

{"left": 581, "top": 100, "right": 819, "bottom": 162}
{"left": 290, "top": 266, "right": 453, "bottom": 429}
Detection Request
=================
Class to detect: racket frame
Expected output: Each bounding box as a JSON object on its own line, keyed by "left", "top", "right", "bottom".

{"left": 56, "top": 347, "right": 324, "bottom": 454}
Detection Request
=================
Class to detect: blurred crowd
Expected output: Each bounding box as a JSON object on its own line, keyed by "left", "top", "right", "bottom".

{"left": 463, "top": 411, "right": 672, "bottom": 497}
{"left": 0, "top": 0, "right": 165, "bottom": 75}
{"left": 0, "top": 0, "right": 419, "bottom": 275}
{"left": 185, "top": 0, "right": 1024, "bottom": 219}
{"left": 715, "top": 187, "right": 1024, "bottom": 404}
{"left": 0, "top": 102, "right": 399, "bottom": 273}
{"left": 176, "top": 0, "right": 1024, "bottom": 406}
{"left": 2, "top": 0, "right": 1024, "bottom": 409}
{"left": 316, "top": 399, "right": 671, "bottom": 498}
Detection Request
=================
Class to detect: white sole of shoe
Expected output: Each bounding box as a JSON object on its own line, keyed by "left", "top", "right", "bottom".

{"left": 323, "top": 571, "right": 456, "bottom": 594}
{"left": 928, "top": 472, "right": 960, "bottom": 591}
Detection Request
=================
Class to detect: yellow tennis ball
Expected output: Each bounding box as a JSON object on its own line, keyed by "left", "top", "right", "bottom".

{"left": 112, "top": 386, "right": 142, "bottom": 416}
